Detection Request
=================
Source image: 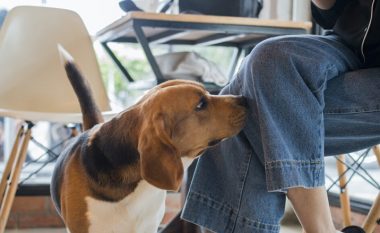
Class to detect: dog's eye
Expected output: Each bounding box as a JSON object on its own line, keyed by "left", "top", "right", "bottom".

{"left": 195, "top": 97, "right": 208, "bottom": 111}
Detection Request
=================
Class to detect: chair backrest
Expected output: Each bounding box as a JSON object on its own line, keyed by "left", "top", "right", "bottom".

{"left": 0, "top": 6, "right": 111, "bottom": 123}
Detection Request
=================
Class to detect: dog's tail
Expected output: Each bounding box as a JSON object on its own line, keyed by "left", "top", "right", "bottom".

{"left": 58, "top": 45, "right": 104, "bottom": 130}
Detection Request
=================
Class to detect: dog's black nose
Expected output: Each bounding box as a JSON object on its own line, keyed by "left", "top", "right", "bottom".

{"left": 236, "top": 96, "right": 248, "bottom": 108}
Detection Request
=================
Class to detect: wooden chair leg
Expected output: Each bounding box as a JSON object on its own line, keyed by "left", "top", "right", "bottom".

{"left": 0, "top": 126, "right": 23, "bottom": 204}
{"left": 68, "top": 123, "right": 80, "bottom": 137}
{"left": 363, "top": 193, "right": 380, "bottom": 233}
{"left": 336, "top": 154, "right": 352, "bottom": 227}
{"left": 0, "top": 123, "right": 32, "bottom": 233}
{"left": 362, "top": 146, "right": 380, "bottom": 233}
{"left": 373, "top": 145, "right": 380, "bottom": 166}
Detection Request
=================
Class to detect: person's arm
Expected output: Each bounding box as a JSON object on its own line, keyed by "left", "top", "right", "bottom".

{"left": 312, "top": 0, "right": 336, "bottom": 10}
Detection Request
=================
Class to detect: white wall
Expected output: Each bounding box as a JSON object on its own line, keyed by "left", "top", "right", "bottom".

{"left": 259, "top": 0, "right": 311, "bottom": 21}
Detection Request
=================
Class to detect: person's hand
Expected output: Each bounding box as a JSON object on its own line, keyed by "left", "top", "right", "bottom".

{"left": 312, "top": 0, "right": 336, "bottom": 9}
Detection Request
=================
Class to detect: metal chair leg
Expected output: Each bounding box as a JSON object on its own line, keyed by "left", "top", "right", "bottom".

{"left": 0, "top": 123, "right": 33, "bottom": 233}
{"left": 336, "top": 154, "right": 352, "bottom": 227}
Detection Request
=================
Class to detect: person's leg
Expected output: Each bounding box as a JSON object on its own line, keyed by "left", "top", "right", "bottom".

{"left": 287, "top": 187, "right": 336, "bottom": 233}
{"left": 324, "top": 68, "right": 380, "bottom": 155}
{"left": 291, "top": 68, "right": 380, "bottom": 233}
{"left": 182, "top": 34, "right": 368, "bottom": 233}
{"left": 292, "top": 69, "right": 380, "bottom": 233}
{"left": 258, "top": 68, "right": 380, "bottom": 233}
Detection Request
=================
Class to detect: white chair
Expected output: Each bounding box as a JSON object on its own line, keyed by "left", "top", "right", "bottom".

{"left": 0, "top": 6, "right": 113, "bottom": 232}
{"left": 334, "top": 148, "right": 380, "bottom": 232}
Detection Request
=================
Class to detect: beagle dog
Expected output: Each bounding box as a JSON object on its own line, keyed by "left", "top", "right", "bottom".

{"left": 51, "top": 47, "right": 247, "bottom": 233}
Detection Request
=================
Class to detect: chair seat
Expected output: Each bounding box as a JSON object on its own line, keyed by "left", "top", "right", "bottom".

{"left": 0, "top": 6, "right": 112, "bottom": 122}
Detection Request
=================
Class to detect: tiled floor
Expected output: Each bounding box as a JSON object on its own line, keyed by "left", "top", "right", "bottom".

{"left": 5, "top": 218, "right": 303, "bottom": 233}
{"left": 5, "top": 223, "right": 303, "bottom": 233}
{"left": 5, "top": 226, "right": 302, "bottom": 233}
{"left": 5, "top": 201, "right": 303, "bottom": 233}
{"left": 282, "top": 225, "right": 303, "bottom": 233}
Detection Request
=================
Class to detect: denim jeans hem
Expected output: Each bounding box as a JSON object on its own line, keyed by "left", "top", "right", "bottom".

{"left": 265, "top": 159, "right": 325, "bottom": 192}
{"left": 182, "top": 192, "right": 281, "bottom": 233}
{"left": 324, "top": 104, "right": 380, "bottom": 114}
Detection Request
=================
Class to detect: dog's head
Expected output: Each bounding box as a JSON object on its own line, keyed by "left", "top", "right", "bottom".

{"left": 136, "top": 80, "right": 247, "bottom": 191}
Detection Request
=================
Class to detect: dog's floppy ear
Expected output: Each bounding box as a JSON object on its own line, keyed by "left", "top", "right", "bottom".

{"left": 138, "top": 113, "right": 183, "bottom": 191}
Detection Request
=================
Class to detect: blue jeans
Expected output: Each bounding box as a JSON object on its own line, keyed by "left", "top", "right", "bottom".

{"left": 181, "top": 35, "right": 380, "bottom": 233}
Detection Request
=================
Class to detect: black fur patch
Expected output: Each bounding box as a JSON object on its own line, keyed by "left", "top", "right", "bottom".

{"left": 64, "top": 62, "right": 103, "bottom": 130}
{"left": 81, "top": 132, "right": 140, "bottom": 188}
{"left": 50, "top": 135, "right": 85, "bottom": 213}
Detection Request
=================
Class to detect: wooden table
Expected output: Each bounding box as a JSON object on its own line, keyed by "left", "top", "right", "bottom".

{"left": 96, "top": 12, "right": 312, "bottom": 88}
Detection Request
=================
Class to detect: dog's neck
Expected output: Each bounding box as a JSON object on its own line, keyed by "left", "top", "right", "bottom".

{"left": 82, "top": 108, "right": 143, "bottom": 201}
{"left": 95, "top": 109, "right": 141, "bottom": 169}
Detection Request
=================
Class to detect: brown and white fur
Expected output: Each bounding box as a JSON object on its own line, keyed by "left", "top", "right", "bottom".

{"left": 51, "top": 46, "right": 248, "bottom": 233}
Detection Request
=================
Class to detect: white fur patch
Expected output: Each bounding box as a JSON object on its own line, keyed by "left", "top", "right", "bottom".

{"left": 57, "top": 44, "right": 74, "bottom": 63}
{"left": 86, "top": 181, "right": 166, "bottom": 233}
{"left": 181, "top": 157, "right": 195, "bottom": 170}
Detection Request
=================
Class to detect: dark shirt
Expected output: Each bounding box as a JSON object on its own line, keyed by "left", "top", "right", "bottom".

{"left": 312, "top": 0, "right": 380, "bottom": 67}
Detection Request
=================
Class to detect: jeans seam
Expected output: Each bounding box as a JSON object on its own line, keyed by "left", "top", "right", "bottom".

{"left": 314, "top": 164, "right": 321, "bottom": 187}
{"left": 265, "top": 159, "right": 325, "bottom": 191}
{"left": 231, "top": 150, "right": 253, "bottom": 233}
{"left": 325, "top": 106, "right": 380, "bottom": 114}
{"left": 188, "top": 191, "right": 236, "bottom": 212}
{"left": 264, "top": 159, "right": 324, "bottom": 168}
{"left": 310, "top": 64, "right": 335, "bottom": 94}
{"left": 234, "top": 72, "right": 243, "bottom": 93}
{"left": 317, "top": 104, "right": 323, "bottom": 186}
{"left": 238, "top": 215, "right": 280, "bottom": 232}
{"left": 187, "top": 191, "right": 237, "bottom": 232}
{"left": 188, "top": 191, "right": 280, "bottom": 232}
